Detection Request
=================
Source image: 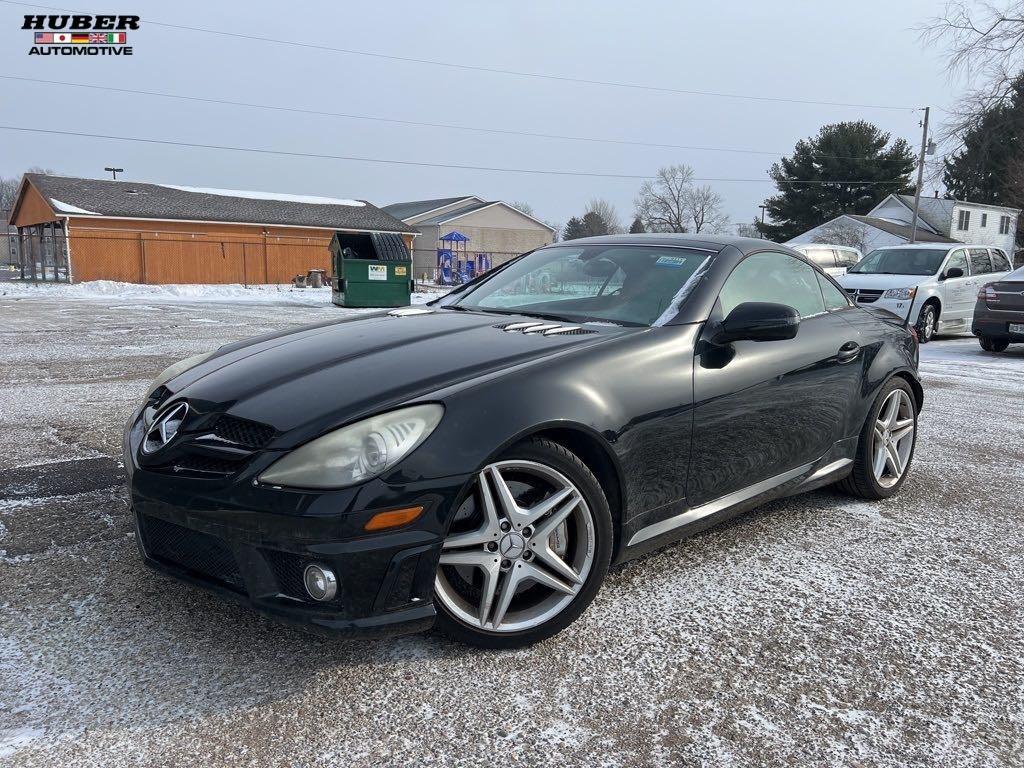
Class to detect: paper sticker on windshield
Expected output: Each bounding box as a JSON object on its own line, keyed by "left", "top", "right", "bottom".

{"left": 656, "top": 255, "right": 687, "bottom": 267}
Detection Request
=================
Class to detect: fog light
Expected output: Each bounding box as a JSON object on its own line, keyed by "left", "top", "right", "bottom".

{"left": 303, "top": 564, "right": 337, "bottom": 602}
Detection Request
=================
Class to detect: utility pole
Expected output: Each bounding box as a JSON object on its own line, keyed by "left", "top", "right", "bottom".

{"left": 758, "top": 204, "right": 767, "bottom": 238}
{"left": 909, "top": 108, "right": 930, "bottom": 244}
{"left": 104, "top": 167, "right": 123, "bottom": 180}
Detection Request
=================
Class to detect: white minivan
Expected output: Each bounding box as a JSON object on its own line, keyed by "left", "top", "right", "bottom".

{"left": 837, "top": 243, "right": 1014, "bottom": 342}
{"left": 790, "top": 243, "right": 862, "bottom": 277}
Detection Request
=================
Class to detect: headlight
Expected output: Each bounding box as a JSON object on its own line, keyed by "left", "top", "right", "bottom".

{"left": 258, "top": 404, "right": 444, "bottom": 489}
{"left": 145, "top": 352, "right": 215, "bottom": 399}
{"left": 883, "top": 287, "right": 917, "bottom": 300}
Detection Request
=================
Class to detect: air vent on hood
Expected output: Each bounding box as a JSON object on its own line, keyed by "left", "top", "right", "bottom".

{"left": 494, "top": 322, "right": 596, "bottom": 336}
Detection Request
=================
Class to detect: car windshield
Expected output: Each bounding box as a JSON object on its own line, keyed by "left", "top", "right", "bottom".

{"left": 848, "top": 248, "right": 948, "bottom": 276}
{"left": 447, "top": 245, "right": 710, "bottom": 326}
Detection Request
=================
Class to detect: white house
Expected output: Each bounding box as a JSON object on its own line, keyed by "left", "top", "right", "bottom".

{"left": 788, "top": 194, "right": 1020, "bottom": 256}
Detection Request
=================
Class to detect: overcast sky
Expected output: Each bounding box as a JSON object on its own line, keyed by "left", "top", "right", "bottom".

{"left": 1, "top": 0, "right": 965, "bottom": 231}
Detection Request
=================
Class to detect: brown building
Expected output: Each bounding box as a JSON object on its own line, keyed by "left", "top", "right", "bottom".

{"left": 7, "top": 174, "right": 418, "bottom": 284}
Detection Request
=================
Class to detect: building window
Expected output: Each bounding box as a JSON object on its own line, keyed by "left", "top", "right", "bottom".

{"left": 1000, "top": 215, "right": 1012, "bottom": 234}
{"left": 957, "top": 210, "right": 971, "bottom": 231}
{"left": 981, "top": 213, "right": 988, "bottom": 227}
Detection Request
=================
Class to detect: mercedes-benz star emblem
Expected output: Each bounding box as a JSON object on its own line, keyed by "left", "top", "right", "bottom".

{"left": 498, "top": 533, "right": 526, "bottom": 559}
{"left": 142, "top": 402, "right": 189, "bottom": 454}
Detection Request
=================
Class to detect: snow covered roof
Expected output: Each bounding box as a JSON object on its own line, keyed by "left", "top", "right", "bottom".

{"left": 20, "top": 174, "right": 417, "bottom": 233}
{"left": 382, "top": 196, "right": 479, "bottom": 221}
{"left": 846, "top": 215, "right": 957, "bottom": 243}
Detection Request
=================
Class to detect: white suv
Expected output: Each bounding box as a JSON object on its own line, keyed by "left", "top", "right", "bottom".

{"left": 838, "top": 243, "right": 1013, "bottom": 342}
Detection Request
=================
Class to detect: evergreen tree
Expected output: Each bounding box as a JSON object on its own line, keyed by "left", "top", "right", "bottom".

{"left": 581, "top": 211, "right": 611, "bottom": 236}
{"left": 629, "top": 216, "right": 646, "bottom": 234}
{"left": 562, "top": 216, "right": 587, "bottom": 240}
{"left": 756, "top": 121, "right": 916, "bottom": 242}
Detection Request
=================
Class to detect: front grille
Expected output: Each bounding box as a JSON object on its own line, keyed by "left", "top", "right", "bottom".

{"left": 142, "top": 516, "right": 243, "bottom": 590}
{"left": 212, "top": 415, "right": 276, "bottom": 448}
{"left": 172, "top": 454, "right": 245, "bottom": 476}
{"left": 846, "top": 288, "right": 883, "bottom": 304}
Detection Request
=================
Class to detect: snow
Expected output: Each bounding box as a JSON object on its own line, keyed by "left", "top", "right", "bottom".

{"left": 162, "top": 185, "right": 366, "bottom": 207}
{"left": 0, "top": 279, "right": 443, "bottom": 308}
{"left": 49, "top": 198, "right": 99, "bottom": 215}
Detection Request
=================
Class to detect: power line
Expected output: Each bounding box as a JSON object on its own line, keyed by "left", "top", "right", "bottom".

{"left": 0, "top": 124, "right": 913, "bottom": 184}
{"left": 2, "top": 0, "right": 919, "bottom": 112}
{"left": 0, "top": 75, "right": 921, "bottom": 163}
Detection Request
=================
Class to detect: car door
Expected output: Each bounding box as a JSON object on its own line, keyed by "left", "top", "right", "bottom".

{"left": 939, "top": 248, "right": 973, "bottom": 321}
{"left": 968, "top": 248, "right": 994, "bottom": 304}
{"left": 687, "top": 251, "right": 864, "bottom": 507}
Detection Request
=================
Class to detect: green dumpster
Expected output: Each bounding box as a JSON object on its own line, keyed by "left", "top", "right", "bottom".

{"left": 329, "top": 232, "right": 414, "bottom": 308}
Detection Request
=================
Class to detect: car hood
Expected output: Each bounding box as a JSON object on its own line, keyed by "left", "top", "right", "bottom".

{"left": 167, "top": 309, "right": 633, "bottom": 437}
{"left": 838, "top": 273, "right": 928, "bottom": 290}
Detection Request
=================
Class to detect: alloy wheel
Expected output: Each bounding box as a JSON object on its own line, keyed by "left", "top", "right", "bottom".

{"left": 871, "top": 389, "right": 915, "bottom": 488}
{"left": 435, "top": 460, "right": 596, "bottom": 633}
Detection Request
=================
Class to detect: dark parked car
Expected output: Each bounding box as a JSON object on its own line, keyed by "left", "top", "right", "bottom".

{"left": 125, "top": 235, "right": 922, "bottom": 648}
{"left": 973, "top": 265, "right": 1024, "bottom": 352}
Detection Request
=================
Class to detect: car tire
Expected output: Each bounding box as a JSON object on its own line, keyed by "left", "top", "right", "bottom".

{"left": 980, "top": 336, "right": 1009, "bottom": 353}
{"left": 916, "top": 303, "right": 937, "bottom": 343}
{"left": 433, "top": 438, "right": 613, "bottom": 649}
{"left": 836, "top": 377, "right": 918, "bottom": 500}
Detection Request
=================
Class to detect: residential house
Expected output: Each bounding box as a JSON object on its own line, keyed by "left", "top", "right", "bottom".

{"left": 788, "top": 193, "right": 1020, "bottom": 257}
{"left": 383, "top": 196, "right": 555, "bottom": 278}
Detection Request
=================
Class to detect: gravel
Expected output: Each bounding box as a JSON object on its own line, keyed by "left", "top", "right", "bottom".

{"left": 1, "top": 295, "right": 1022, "bottom": 767}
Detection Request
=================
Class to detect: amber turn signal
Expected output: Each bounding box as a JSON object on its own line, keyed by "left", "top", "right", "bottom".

{"left": 364, "top": 505, "right": 424, "bottom": 531}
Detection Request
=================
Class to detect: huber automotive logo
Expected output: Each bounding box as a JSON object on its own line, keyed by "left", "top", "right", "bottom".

{"left": 23, "top": 14, "right": 139, "bottom": 56}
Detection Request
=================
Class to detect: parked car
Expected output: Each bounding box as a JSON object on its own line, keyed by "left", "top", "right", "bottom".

{"left": 125, "top": 235, "right": 922, "bottom": 648}
{"left": 789, "top": 243, "right": 862, "bottom": 277}
{"left": 972, "top": 263, "right": 1024, "bottom": 351}
{"left": 838, "top": 243, "right": 1013, "bottom": 342}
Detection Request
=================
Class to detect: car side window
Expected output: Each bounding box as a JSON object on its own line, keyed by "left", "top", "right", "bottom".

{"left": 946, "top": 249, "right": 969, "bottom": 275}
{"left": 836, "top": 249, "right": 859, "bottom": 268}
{"left": 969, "top": 248, "right": 993, "bottom": 275}
{"left": 990, "top": 249, "right": 1011, "bottom": 271}
{"left": 718, "top": 251, "right": 826, "bottom": 319}
{"left": 817, "top": 272, "right": 851, "bottom": 310}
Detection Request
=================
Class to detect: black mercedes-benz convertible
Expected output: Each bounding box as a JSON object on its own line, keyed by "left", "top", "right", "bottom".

{"left": 124, "top": 234, "right": 922, "bottom": 647}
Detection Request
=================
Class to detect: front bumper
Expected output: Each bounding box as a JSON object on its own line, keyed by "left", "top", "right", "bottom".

{"left": 125, "top": 406, "right": 472, "bottom": 638}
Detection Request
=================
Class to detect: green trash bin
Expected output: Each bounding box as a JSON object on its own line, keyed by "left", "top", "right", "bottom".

{"left": 329, "top": 232, "right": 414, "bottom": 308}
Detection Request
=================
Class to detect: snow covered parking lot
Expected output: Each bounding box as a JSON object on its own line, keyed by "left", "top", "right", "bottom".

{"left": 1, "top": 291, "right": 1023, "bottom": 767}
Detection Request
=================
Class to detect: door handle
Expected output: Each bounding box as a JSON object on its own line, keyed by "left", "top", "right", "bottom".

{"left": 837, "top": 341, "right": 860, "bottom": 363}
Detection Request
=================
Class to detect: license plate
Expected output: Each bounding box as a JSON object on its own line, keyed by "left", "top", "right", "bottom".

{"left": 1010, "top": 323, "right": 1024, "bottom": 335}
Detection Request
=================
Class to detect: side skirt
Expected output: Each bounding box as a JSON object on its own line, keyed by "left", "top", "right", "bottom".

{"left": 625, "top": 456, "right": 854, "bottom": 549}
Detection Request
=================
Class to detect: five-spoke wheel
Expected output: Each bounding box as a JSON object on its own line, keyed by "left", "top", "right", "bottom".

{"left": 871, "top": 388, "right": 915, "bottom": 488}
{"left": 433, "top": 439, "right": 611, "bottom": 647}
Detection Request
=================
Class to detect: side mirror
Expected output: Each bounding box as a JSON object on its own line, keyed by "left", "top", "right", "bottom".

{"left": 942, "top": 267, "right": 964, "bottom": 280}
{"left": 715, "top": 302, "right": 800, "bottom": 344}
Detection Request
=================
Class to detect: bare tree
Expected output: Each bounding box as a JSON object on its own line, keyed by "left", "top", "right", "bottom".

{"left": 921, "top": 2, "right": 1024, "bottom": 142}
{"left": 734, "top": 220, "right": 761, "bottom": 239}
{"left": 510, "top": 200, "right": 535, "bottom": 217}
{"left": 585, "top": 198, "right": 623, "bottom": 234}
{"left": 633, "top": 165, "right": 695, "bottom": 232}
{"left": 0, "top": 177, "right": 20, "bottom": 214}
{"left": 817, "top": 219, "right": 869, "bottom": 253}
{"left": 683, "top": 184, "right": 730, "bottom": 234}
